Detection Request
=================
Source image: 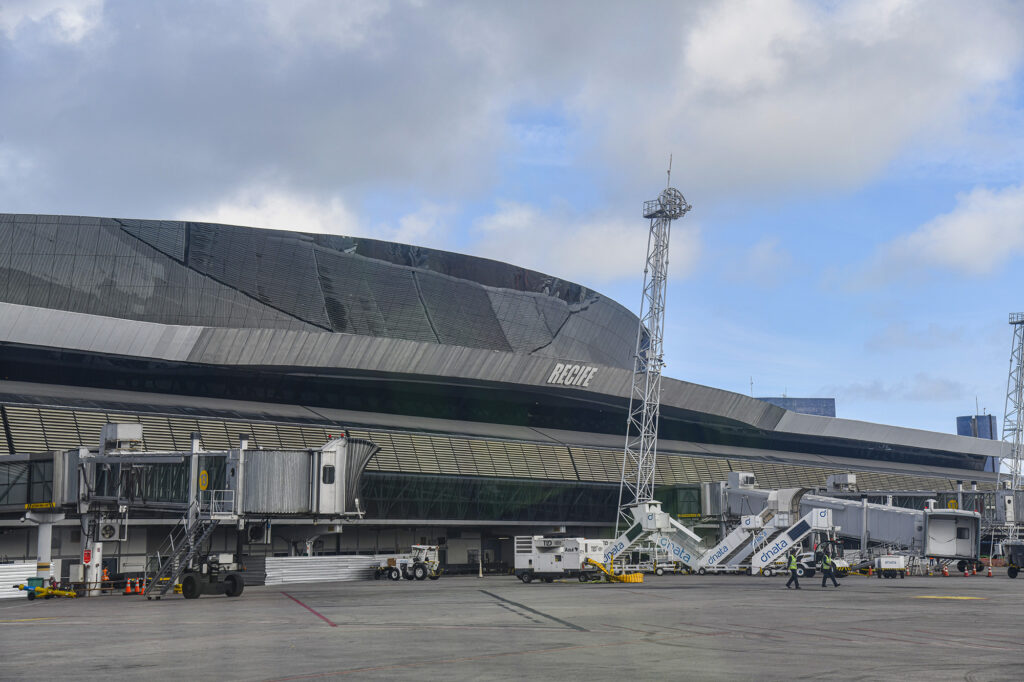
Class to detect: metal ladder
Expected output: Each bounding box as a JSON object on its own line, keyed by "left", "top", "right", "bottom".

{"left": 143, "top": 501, "right": 220, "bottom": 599}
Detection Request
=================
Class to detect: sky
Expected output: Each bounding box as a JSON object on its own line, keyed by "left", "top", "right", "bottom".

{"left": 2, "top": 0, "right": 1024, "bottom": 436}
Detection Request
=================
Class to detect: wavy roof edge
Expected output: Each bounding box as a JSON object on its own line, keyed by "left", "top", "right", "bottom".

{"left": 0, "top": 301, "right": 1006, "bottom": 462}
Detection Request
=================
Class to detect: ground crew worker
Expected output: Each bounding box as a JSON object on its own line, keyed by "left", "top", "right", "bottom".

{"left": 821, "top": 552, "right": 840, "bottom": 588}
{"left": 785, "top": 550, "right": 800, "bottom": 589}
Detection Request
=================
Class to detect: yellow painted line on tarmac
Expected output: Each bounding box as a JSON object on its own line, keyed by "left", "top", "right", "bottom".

{"left": 0, "top": 617, "right": 62, "bottom": 623}
{"left": 912, "top": 596, "right": 987, "bottom": 600}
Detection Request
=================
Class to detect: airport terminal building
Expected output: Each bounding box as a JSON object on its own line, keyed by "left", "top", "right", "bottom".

{"left": 0, "top": 214, "right": 1005, "bottom": 569}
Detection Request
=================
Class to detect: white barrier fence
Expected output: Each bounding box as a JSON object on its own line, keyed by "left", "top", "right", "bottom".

{"left": 264, "top": 555, "right": 388, "bottom": 585}
{"left": 0, "top": 562, "right": 37, "bottom": 599}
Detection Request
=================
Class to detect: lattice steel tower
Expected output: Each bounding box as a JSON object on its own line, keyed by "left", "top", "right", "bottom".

{"left": 616, "top": 176, "right": 692, "bottom": 533}
{"left": 1002, "top": 313, "right": 1024, "bottom": 490}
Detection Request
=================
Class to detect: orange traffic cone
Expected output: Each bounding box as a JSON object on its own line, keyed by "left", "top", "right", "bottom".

{"left": 972, "top": 566, "right": 977, "bottom": 576}
{"left": 987, "top": 564, "right": 993, "bottom": 578}
{"left": 963, "top": 566, "right": 969, "bottom": 577}
{"left": 867, "top": 566, "right": 872, "bottom": 577}
{"left": 942, "top": 565, "right": 949, "bottom": 577}
{"left": 123, "top": 578, "right": 132, "bottom": 595}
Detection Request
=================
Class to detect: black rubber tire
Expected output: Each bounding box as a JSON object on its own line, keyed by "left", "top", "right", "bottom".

{"left": 763, "top": 569, "right": 772, "bottom": 578}
{"left": 181, "top": 574, "right": 201, "bottom": 600}
{"left": 796, "top": 568, "right": 805, "bottom": 578}
{"left": 26, "top": 591, "right": 35, "bottom": 601}
{"left": 1008, "top": 565, "right": 1019, "bottom": 579}
{"left": 520, "top": 573, "right": 533, "bottom": 584}
{"left": 543, "top": 577, "right": 554, "bottom": 583}
{"left": 697, "top": 567, "right": 707, "bottom": 575}
{"left": 655, "top": 567, "right": 664, "bottom": 576}
{"left": 224, "top": 573, "right": 244, "bottom": 597}
{"left": 388, "top": 567, "right": 401, "bottom": 581}
{"left": 899, "top": 572, "right": 905, "bottom": 579}
{"left": 373, "top": 569, "right": 381, "bottom": 580}
{"left": 578, "top": 573, "right": 589, "bottom": 582}
{"left": 975, "top": 561, "right": 985, "bottom": 573}
{"left": 428, "top": 574, "right": 440, "bottom": 581}
{"left": 413, "top": 564, "right": 428, "bottom": 581}
{"left": 957, "top": 560, "right": 967, "bottom": 573}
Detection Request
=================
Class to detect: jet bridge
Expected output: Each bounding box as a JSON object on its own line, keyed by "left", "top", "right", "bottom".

{"left": 711, "top": 472, "right": 981, "bottom": 562}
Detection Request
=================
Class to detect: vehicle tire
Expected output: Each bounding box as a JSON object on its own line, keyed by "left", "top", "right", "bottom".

{"left": 413, "top": 563, "right": 428, "bottom": 581}
{"left": 26, "top": 591, "right": 35, "bottom": 601}
{"left": 428, "top": 574, "right": 440, "bottom": 581}
{"left": 655, "top": 567, "right": 664, "bottom": 576}
{"left": 975, "top": 560, "right": 985, "bottom": 573}
{"left": 957, "top": 560, "right": 967, "bottom": 574}
{"left": 224, "top": 573, "right": 244, "bottom": 597}
{"left": 578, "top": 573, "right": 589, "bottom": 582}
{"left": 181, "top": 574, "right": 201, "bottom": 600}
{"left": 899, "top": 572, "right": 905, "bottom": 579}
{"left": 744, "top": 568, "right": 752, "bottom": 576}
{"left": 796, "top": 567, "right": 805, "bottom": 578}
{"left": 521, "top": 573, "right": 533, "bottom": 584}
{"left": 697, "top": 567, "right": 707, "bottom": 575}
{"left": 389, "top": 567, "right": 401, "bottom": 581}
{"left": 1008, "top": 565, "right": 1019, "bottom": 579}
{"left": 373, "top": 569, "right": 381, "bottom": 580}
{"left": 763, "top": 569, "right": 773, "bottom": 578}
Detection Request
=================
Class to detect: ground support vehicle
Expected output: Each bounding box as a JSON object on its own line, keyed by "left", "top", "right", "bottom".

{"left": 374, "top": 545, "right": 442, "bottom": 581}
{"left": 1004, "top": 540, "right": 1024, "bottom": 579}
{"left": 514, "top": 536, "right": 607, "bottom": 583}
{"left": 174, "top": 553, "right": 245, "bottom": 599}
{"left": 873, "top": 555, "right": 906, "bottom": 579}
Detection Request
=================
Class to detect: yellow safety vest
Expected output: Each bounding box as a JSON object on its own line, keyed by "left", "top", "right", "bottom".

{"left": 823, "top": 555, "right": 832, "bottom": 569}
{"left": 788, "top": 555, "right": 797, "bottom": 570}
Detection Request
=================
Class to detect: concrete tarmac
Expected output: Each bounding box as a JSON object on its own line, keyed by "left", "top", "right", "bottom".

{"left": 1, "top": 572, "right": 1021, "bottom": 681}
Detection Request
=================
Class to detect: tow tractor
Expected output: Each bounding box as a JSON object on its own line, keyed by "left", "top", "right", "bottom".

{"left": 374, "top": 545, "right": 442, "bottom": 581}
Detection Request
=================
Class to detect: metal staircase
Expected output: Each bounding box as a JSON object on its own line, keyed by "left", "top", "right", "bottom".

{"left": 143, "top": 501, "right": 220, "bottom": 599}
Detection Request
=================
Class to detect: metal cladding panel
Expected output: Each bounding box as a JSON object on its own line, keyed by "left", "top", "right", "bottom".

{"left": 314, "top": 247, "right": 438, "bottom": 343}
{"left": 0, "top": 216, "right": 311, "bottom": 331}
{"left": 486, "top": 288, "right": 554, "bottom": 352}
{"left": 117, "top": 219, "right": 187, "bottom": 262}
{"left": 343, "top": 438, "right": 380, "bottom": 512}
{"left": 415, "top": 270, "right": 512, "bottom": 352}
{"left": 0, "top": 562, "right": 36, "bottom": 599}
{"left": 186, "top": 223, "right": 332, "bottom": 330}
{"left": 243, "top": 450, "right": 312, "bottom": 514}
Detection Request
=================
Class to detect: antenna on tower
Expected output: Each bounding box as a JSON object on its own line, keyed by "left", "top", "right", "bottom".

{"left": 667, "top": 154, "right": 673, "bottom": 188}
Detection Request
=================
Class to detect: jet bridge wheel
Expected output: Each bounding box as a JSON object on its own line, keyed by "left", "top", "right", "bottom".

{"left": 956, "top": 560, "right": 967, "bottom": 574}
{"left": 1008, "top": 566, "right": 1019, "bottom": 579}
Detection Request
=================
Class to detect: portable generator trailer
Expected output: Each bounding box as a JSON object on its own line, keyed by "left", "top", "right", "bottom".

{"left": 374, "top": 545, "right": 442, "bottom": 581}
{"left": 514, "top": 536, "right": 609, "bottom": 583}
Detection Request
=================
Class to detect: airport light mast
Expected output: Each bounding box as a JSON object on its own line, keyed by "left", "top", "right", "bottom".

{"left": 615, "top": 165, "right": 692, "bottom": 534}
{"left": 1002, "top": 313, "right": 1024, "bottom": 492}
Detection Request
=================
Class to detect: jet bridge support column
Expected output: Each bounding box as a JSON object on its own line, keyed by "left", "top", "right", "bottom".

{"left": 24, "top": 511, "right": 65, "bottom": 581}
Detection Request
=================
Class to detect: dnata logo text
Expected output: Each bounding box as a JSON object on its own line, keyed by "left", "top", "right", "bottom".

{"left": 547, "top": 363, "right": 598, "bottom": 387}
{"left": 706, "top": 544, "right": 729, "bottom": 565}
{"left": 759, "top": 538, "right": 789, "bottom": 564}
{"left": 604, "top": 540, "right": 626, "bottom": 563}
{"left": 656, "top": 537, "right": 692, "bottom": 563}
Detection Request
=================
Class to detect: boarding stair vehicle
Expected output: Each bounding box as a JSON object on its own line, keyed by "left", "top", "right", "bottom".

{"left": 748, "top": 508, "right": 836, "bottom": 574}
{"left": 143, "top": 497, "right": 243, "bottom": 600}
{"left": 374, "top": 545, "right": 442, "bottom": 581}
{"left": 602, "top": 501, "right": 705, "bottom": 571}
{"left": 514, "top": 536, "right": 609, "bottom": 583}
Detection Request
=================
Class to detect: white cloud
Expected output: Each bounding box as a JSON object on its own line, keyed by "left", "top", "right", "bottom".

{"left": 175, "top": 185, "right": 361, "bottom": 236}
{"left": 822, "top": 372, "right": 968, "bottom": 403}
{"left": 471, "top": 201, "right": 700, "bottom": 284}
{"left": 875, "top": 183, "right": 1024, "bottom": 276}
{"left": 578, "top": 0, "right": 1024, "bottom": 200}
{"left": 0, "top": 0, "right": 103, "bottom": 43}
{"left": 256, "top": 0, "right": 390, "bottom": 51}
